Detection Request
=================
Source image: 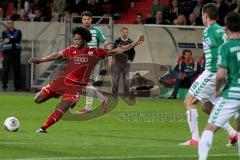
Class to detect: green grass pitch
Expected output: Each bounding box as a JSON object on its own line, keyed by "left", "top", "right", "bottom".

{"left": 0, "top": 92, "right": 238, "bottom": 160}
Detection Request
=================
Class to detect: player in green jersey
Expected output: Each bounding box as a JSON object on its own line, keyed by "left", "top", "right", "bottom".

{"left": 79, "top": 11, "right": 111, "bottom": 113}
{"left": 180, "top": 3, "right": 237, "bottom": 146}
{"left": 198, "top": 12, "right": 240, "bottom": 160}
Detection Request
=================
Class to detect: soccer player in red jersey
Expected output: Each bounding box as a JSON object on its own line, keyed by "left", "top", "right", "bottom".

{"left": 28, "top": 26, "right": 144, "bottom": 133}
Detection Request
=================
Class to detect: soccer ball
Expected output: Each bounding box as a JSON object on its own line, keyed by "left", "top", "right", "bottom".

{"left": 4, "top": 117, "right": 20, "bottom": 132}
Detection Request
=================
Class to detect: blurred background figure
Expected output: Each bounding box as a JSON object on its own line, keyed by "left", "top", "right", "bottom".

{"left": 1, "top": 18, "right": 22, "bottom": 91}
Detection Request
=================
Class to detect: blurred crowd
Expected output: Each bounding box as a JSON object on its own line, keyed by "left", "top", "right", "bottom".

{"left": 0, "top": 0, "right": 239, "bottom": 26}
{"left": 137, "top": 0, "right": 240, "bottom": 26}
{"left": 0, "top": 0, "right": 130, "bottom": 22}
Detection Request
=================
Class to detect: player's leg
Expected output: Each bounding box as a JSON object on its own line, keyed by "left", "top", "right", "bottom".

{"left": 202, "top": 100, "right": 237, "bottom": 146}
{"left": 34, "top": 85, "right": 60, "bottom": 104}
{"left": 84, "top": 85, "right": 108, "bottom": 112}
{"left": 236, "top": 115, "right": 240, "bottom": 154}
{"left": 181, "top": 71, "right": 216, "bottom": 146}
{"left": 199, "top": 97, "right": 239, "bottom": 160}
{"left": 198, "top": 124, "right": 219, "bottom": 160}
{"left": 83, "top": 61, "right": 105, "bottom": 112}
{"left": 180, "top": 93, "right": 199, "bottom": 146}
{"left": 37, "top": 100, "right": 76, "bottom": 133}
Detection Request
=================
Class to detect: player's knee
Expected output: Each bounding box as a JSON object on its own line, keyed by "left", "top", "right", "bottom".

{"left": 205, "top": 124, "right": 219, "bottom": 133}
{"left": 201, "top": 102, "right": 213, "bottom": 115}
{"left": 201, "top": 106, "right": 211, "bottom": 115}
{"left": 34, "top": 91, "right": 44, "bottom": 104}
{"left": 183, "top": 99, "right": 192, "bottom": 110}
{"left": 34, "top": 96, "right": 42, "bottom": 104}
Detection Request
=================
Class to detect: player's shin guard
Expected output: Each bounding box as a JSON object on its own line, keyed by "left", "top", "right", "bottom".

{"left": 41, "top": 109, "right": 64, "bottom": 130}
{"left": 186, "top": 108, "right": 199, "bottom": 141}
{"left": 198, "top": 130, "right": 213, "bottom": 160}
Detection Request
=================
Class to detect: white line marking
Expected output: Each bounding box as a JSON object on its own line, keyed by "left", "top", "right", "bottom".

{"left": 0, "top": 154, "right": 238, "bottom": 160}
{"left": 0, "top": 142, "right": 234, "bottom": 148}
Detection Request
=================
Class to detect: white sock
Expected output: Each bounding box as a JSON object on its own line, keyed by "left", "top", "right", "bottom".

{"left": 85, "top": 86, "right": 94, "bottom": 110}
{"left": 198, "top": 130, "right": 213, "bottom": 160}
{"left": 238, "top": 132, "right": 240, "bottom": 155}
{"left": 186, "top": 108, "right": 199, "bottom": 141}
{"left": 222, "top": 123, "right": 237, "bottom": 137}
{"left": 94, "top": 89, "right": 107, "bottom": 102}
{"left": 85, "top": 86, "right": 107, "bottom": 110}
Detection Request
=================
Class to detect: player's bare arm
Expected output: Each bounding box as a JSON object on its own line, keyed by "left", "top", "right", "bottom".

{"left": 28, "top": 52, "right": 63, "bottom": 64}
{"left": 102, "top": 40, "right": 111, "bottom": 50}
{"left": 215, "top": 67, "right": 227, "bottom": 97}
{"left": 107, "top": 33, "right": 144, "bottom": 56}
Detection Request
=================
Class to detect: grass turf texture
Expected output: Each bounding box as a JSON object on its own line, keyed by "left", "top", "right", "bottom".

{"left": 0, "top": 92, "right": 238, "bottom": 160}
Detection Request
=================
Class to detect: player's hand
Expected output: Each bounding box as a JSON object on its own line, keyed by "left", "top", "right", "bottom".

{"left": 137, "top": 33, "right": 144, "bottom": 45}
{"left": 28, "top": 57, "right": 43, "bottom": 64}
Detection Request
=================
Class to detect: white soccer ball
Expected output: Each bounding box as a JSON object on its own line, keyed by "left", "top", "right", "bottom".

{"left": 4, "top": 117, "right": 20, "bottom": 132}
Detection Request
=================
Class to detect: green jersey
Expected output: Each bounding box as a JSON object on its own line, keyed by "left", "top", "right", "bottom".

{"left": 202, "top": 23, "right": 227, "bottom": 72}
{"left": 88, "top": 26, "right": 106, "bottom": 48}
{"left": 218, "top": 39, "right": 240, "bottom": 100}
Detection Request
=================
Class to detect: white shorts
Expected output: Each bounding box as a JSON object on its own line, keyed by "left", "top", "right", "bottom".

{"left": 189, "top": 70, "right": 217, "bottom": 104}
{"left": 208, "top": 97, "right": 240, "bottom": 127}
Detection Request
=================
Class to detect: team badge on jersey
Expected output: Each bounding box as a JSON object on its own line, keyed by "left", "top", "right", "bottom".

{"left": 88, "top": 51, "right": 94, "bottom": 56}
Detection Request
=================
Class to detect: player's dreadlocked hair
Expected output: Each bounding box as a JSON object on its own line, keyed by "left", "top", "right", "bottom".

{"left": 225, "top": 12, "right": 240, "bottom": 32}
{"left": 72, "top": 26, "right": 92, "bottom": 43}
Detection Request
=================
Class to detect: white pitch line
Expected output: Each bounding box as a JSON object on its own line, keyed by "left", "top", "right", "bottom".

{"left": 0, "top": 142, "right": 234, "bottom": 148}
{"left": 0, "top": 154, "right": 238, "bottom": 160}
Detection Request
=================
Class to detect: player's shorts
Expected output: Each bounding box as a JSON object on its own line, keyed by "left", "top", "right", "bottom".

{"left": 89, "top": 60, "right": 103, "bottom": 81}
{"left": 189, "top": 70, "right": 217, "bottom": 104}
{"left": 208, "top": 97, "right": 240, "bottom": 127}
{"left": 41, "top": 76, "right": 83, "bottom": 104}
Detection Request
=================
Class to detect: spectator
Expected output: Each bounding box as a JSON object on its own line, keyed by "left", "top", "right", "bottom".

{"left": 168, "top": 50, "right": 197, "bottom": 99}
{"left": 134, "top": 13, "right": 145, "bottom": 24}
{"left": 173, "top": 14, "right": 187, "bottom": 25}
{"left": 0, "top": 7, "right": 5, "bottom": 21}
{"left": 52, "top": 0, "right": 66, "bottom": 16}
{"left": 16, "top": 8, "right": 29, "bottom": 21}
{"left": 192, "top": 0, "right": 204, "bottom": 25}
{"left": 188, "top": 13, "right": 196, "bottom": 25}
{"left": 216, "top": 0, "right": 230, "bottom": 26}
{"left": 86, "top": 0, "right": 103, "bottom": 16}
{"left": 70, "top": 0, "right": 86, "bottom": 15}
{"left": 233, "top": 0, "right": 240, "bottom": 13}
{"left": 63, "top": 9, "right": 72, "bottom": 22}
{"left": 152, "top": 0, "right": 164, "bottom": 17}
{"left": 165, "top": 0, "right": 182, "bottom": 24}
{"left": 33, "top": 8, "right": 47, "bottom": 22}
{"left": 197, "top": 53, "right": 205, "bottom": 74}
{"left": 1, "top": 18, "right": 22, "bottom": 91}
{"left": 146, "top": 10, "right": 169, "bottom": 24}
{"left": 112, "top": 27, "right": 136, "bottom": 98}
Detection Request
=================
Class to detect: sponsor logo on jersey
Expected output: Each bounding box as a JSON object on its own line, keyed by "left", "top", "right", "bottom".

{"left": 74, "top": 57, "right": 88, "bottom": 64}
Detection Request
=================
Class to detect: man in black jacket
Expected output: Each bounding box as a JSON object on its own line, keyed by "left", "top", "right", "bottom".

{"left": 2, "top": 18, "right": 22, "bottom": 91}
{"left": 112, "top": 27, "right": 135, "bottom": 98}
